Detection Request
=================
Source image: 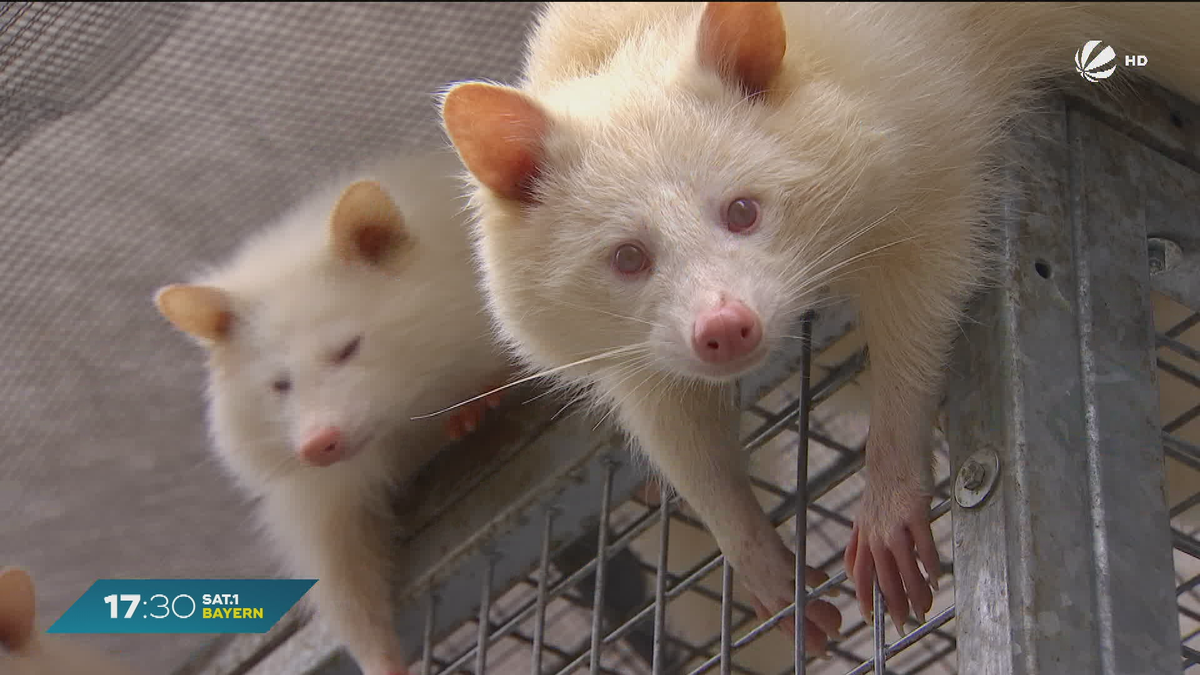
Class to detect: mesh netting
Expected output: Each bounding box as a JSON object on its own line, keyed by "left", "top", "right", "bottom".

{"left": 0, "top": 3, "right": 538, "bottom": 671}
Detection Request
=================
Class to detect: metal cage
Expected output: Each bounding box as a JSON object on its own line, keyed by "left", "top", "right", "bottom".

{"left": 177, "top": 74, "right": 1200, "bottom": 675}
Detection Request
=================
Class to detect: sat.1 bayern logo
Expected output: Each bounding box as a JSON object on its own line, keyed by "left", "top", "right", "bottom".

{"left": 47, "top": 579, "right": 316, "bottom": 635}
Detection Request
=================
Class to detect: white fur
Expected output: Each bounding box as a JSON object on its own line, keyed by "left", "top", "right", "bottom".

{"left": 444, "top": 1, "right": 1200, "bottom": 637}
{"left": 167, "top": 149, "right": 508, "bottom": 675}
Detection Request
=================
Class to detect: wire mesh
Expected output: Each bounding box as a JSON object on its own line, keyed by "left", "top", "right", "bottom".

{"left": 395, "top": 285, "right": 1195, "bottom": 675}
{"left": 401, "top": 310, "right": 960, "bottom": 675}
{"left": 1158, "top": 294, "right": 1200, "bottom": 673}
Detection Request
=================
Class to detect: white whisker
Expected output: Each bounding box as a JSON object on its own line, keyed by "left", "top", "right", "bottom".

{"left": 543, "top": 296, "right": 666, "bottom": 330}
{"left": 792, "top": 233, "right": 922, "bottom": 301}
{"left": 594, "top": 369, "right": 661, "bottom": 432}
{"left": 410, "top": 343, "right": 648, "bottom": 420}
{"left": 784, "top": 206, "right": 899, "bottom": 291}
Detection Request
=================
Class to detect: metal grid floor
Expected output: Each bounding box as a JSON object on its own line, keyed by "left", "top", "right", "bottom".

{"left": 414, "top": 319, "right": 958, "bottom": 675}
{"left": 403, "top": 288, "right": 1196, "bottom": 675}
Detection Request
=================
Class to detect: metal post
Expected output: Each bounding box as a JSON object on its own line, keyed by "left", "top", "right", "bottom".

{"left": 590, "top": 459, "right": 616, "bottom": 675}
{"left": 795, "top": 311, "right": 813, "bottom": 674}
{"left": 476, "top": 551, "right": 496, "bottom": 675}
{"left": 944, "top": 92, "right": 1182, "bottom": 674}
{"left": 720, "top": 560, "right": 733, "bottom": 675}
{"left": 652, "top": 481, "right": 670, "bottom": 675}
{"left": 531, "top": 508, "right": 555, "bottom": 675}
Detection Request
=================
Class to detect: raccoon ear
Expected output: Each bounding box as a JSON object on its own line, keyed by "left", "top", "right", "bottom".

{"left": 697, "top": 2, "right": 787, "bottom": 97}
{"left": 441, "top": 82, "right": 547, "bottom": 204}
{"left": 154, "top": 284, "right": 235, "bottom": 343}
{"left": 0, "top": 567, "right": 36, "bottom": 652}
{"left": 329, "top": 180, "right": 409, "bottom": 266}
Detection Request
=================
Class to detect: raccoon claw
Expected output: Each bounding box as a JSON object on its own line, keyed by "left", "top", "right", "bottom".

{"left": 843, "top": 490, "right": 940, "bottom": 635}
{"left": 743, "top": 555, "right": 843, "bottom": 655}
{"left": 750, "top": 589, "right": 842, "bottom": 656}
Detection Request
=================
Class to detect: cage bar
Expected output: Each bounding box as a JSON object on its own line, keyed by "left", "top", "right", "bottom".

{"left": 532, "top": 508, "right": 555, "bottom": 675}
{"left": 652, "top": 483, "right": 670, "bottom": 675}
{"left": 795, "top": 311, "right": 813, "bottom": 675}
{"left": 591, "top": 460, "right": 617, "bottom": 675}
{"left": 720, "top": 561, "right": 733, "bottom": 675}
{"left": 872, "top": 583, "right": 885, "bottom": 673}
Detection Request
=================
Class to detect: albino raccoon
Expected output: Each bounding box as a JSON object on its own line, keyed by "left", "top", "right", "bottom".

{"left": 154, "top": 149, "right": 511, "bottom": 675}
{"left": 438, "top": 1, "right": 1200, "bottom": 642}
{"left": 0, "top": 567, "right": 141, "bottom": 675}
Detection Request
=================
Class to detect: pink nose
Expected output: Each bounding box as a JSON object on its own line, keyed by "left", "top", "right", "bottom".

{"left": 692, "top": 300, "right": 763, "bottom": 364}
{"left": 298, "top": 427, "right": 344, "bottom": 467}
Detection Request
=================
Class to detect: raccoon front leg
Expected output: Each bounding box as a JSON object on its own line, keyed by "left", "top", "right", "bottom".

{"left": 608, "top": 375, "right": 843, "bottom": 652}
{"left": 842, "top": 251, "right": 969, "bottom": 633}
{"left": 263, "top": 485, "right": 411, "bottom": 675}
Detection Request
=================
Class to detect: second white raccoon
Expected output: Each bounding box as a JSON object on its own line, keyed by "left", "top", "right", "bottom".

{"left": 153, "top": 149, "right": 510, "bottom": 675}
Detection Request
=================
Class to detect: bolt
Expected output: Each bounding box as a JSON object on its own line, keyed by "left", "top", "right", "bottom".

{"left": 955, "top": 448, "right": 1000, "bottom": 509}
{"left": 960, "top": 460, "right": 987, "bottom": 491}
{"left": 1148, "top": 241, "right": 1166, "bottom": 273}
{"left": 1147, "top": 237, "right": 1181, "bottom": 275}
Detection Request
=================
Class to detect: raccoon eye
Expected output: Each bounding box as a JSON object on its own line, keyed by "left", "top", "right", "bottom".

{"left": 725, "top": 197, "right": 759, "bottom": 233}
{"left": 333, "top": 335, "right": 362, "bottom": 364}
{"left": 272, "top": 377, "right": 292, "bottom": 394}
{"left": 612, "top": 242, "right": 650, "bottom": 276}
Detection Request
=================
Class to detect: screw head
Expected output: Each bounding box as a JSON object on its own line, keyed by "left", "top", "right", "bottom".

{"left": 960, "top": 460, "right": 986, "bottom": 490}
{"left": 954, "top": 448, "right": 1000, "bottom": 509}
{"left": 1147, "top": 237, "right": 1182, "bottom": 275}
{"left": 1148, "top": 246, "right": 1165, "bottom": 273}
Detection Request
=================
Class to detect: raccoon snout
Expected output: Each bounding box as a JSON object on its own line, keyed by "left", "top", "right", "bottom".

{"left": 297, "top": 426, "right": 344, "bottom": 467}
{"left": 691, "top": 299, "right": 763, "bottom": 364}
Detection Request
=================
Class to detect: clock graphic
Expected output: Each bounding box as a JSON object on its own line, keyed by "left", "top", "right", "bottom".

{"left": 103, "top": 593, "right": 197, "bottom": 620}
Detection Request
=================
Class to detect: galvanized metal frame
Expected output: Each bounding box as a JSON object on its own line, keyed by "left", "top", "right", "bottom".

{"left": 944, "top": 78, "right": 1199, "bottom": 675}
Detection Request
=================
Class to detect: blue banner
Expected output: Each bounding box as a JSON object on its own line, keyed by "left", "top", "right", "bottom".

{"left": 46, "top": 579, "right": 316, "bottom": 634}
